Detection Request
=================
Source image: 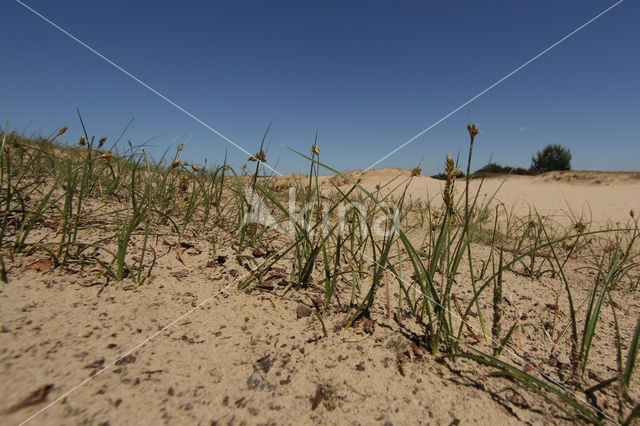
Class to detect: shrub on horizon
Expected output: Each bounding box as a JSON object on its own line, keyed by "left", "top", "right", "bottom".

{"left": 471, "top": 162, "right": 538, "bottom": 178}
{"left": 431, "top": 170, "right": 465, "bottom": 180}
{"left": 531, "top": 144, "right": 572, "bottom": 172}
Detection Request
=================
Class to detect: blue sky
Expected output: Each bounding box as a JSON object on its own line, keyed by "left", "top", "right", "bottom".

{"left": 2, "top": 1, "right": 638, "bottom": 175}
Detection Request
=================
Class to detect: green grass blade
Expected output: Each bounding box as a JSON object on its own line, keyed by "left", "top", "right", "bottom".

{"left": 580, "top": 248, "right": 620, "bottom": 376}
{"left": 495, "top": 321, "right": 518, "bottom": 357}
{"left": 457, "top": 348, "right": 602, "bottom": 424}
{"left": 622, "top": 314, "right": 640, "bottom": 391}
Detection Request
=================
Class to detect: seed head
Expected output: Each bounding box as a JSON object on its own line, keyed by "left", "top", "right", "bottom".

{"left": 177, "top": 143, "right": 184, "bottom": 152}
{"left": 442, "top": 153, "right": 459, "bottom": 214}
{"left": 467, "top": 124, "right": 479, "bottom": 144}
{"left": 411, "top": 167, "right": 422, "bottom": 177}
{"left": 78, "top": 136, "right": 87, "bottom": 146}
{"left": 444, "top": 153, "right": 460, "bottom": 183}
{"left": 191, "top": 164, "right": 200, "bottom": 172}
{"left": 574, "top": 221, "right": 586, "bottom": 233}
{"left": 311, "top": 144, "right": 320, "bottom": 155}
{"left": 56, "top": 126, "right": 68, "bottom": 137}
{"left": 97, "top": 137, "right": 107, "bottom": 149}
{"left": 248, "top": 149, "right": 266, "bottom": 162}
{"left": 631, "top": 209, "right": 635, "bottom": 218}
{"left": 171, "top": 158, "right": 180, "bottom": 169}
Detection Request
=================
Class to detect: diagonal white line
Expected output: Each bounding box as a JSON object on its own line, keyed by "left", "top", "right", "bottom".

{"left": 14, "top": 0, "right": 282, "bottom": 177}
{"left": 361, "top": 0, "right": 624, "bottom": 174}
{"left": 18, "top": 261, "right": 258, "bottom": 425}
{"left": 295, "top": 156, "right": 621, "bottom": 423}
{"left": 12, "top": 1, "right": 624, "bottom": 423}
{"left": 11, "top": 2, "right": 294, "bottom": 423}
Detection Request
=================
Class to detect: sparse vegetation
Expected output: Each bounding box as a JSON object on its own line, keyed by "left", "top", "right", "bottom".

{"left": 1, "top": 121, "right": 638, "bottom": 424}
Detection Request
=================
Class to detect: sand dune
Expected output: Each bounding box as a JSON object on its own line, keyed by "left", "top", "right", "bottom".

{"left": 1, "top": 167, "right": 638, "bottom": 425}
{"left": 330, "top": 169, "right": 640, "bottom": 228}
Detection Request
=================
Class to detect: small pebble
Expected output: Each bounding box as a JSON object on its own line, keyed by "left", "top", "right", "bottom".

{"left": 296, "top": 305, "right": 312, "bottom": 318}
{"left": 247, "top": 372, "right": 274, "bottom": 390}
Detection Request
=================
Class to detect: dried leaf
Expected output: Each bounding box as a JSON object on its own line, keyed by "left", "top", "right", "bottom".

{"left": 269, "top": 267, "right": 287, "bottom": 278}
{"left": 2, "top": 384, "right": 53, "bottom": 414}
{"left": 176, "top": 249, "right": 190, "bottom": 267}
{"left": 84, "top": 358, "right": 105, "bottom": 369}
{"left": 171, "top": 269, "right": 189, "bottom": 279}
{"left": 25, "top": 259, "right": 52, "bottom": 273}
{"left": 115, "top": 354, "right": 136, "bottom": 366}
{"left": 89, "top": 264, "right": 106, "bottom": 274}
{"left": 453, "top": 294, "right": 480, "bottom": 342}
{"left": 258, "top": 280, "right": 275, "bottom": 291}
{"left": 310, "top": 385, "right": 324, "bottom": 410}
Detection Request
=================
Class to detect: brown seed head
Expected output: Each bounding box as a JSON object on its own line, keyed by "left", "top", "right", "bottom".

{"left": 311, "top": 144, "right": 320, "bottom": 155}
{"left": 442, "top": 153, "right": 459, "bottom": 214}
{"left": 411, "top": 167, "right": 422, "bottom": 177}
{"left": 191, "top": 164, "right": 200, "bottom": 172}
{"left": 56, "top": 126, "right": 68, "bottom": 137}
{"left": 445, "top": 153, "right": 459, "bottom": 179}
{"left": 78, "top": 136, "right": 87, "bottom": 146}
{"left": 248, "top": 149, "right": 266, "bottom": 162}
{"left": 171, "top": 158, "right": 180, "bottom": 169}
{"left": 631, "top": 209, "right": 635, "bottom": 218}
{"left": 177, "top": 143, "right": 184, "bottom": 152}
{"left": 97, "top": 137, "right": 107, "bottom": 149}
{"left": 467, "top": 124, "right": 479, "bottom": 143}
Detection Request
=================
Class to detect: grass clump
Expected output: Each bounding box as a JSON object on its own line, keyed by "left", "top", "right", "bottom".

{"left": 1, "top": 119, "right": 638, "bottom": 424}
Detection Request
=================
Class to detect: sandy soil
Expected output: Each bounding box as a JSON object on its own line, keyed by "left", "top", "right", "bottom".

{"left": 335, "top": 169, "right": 640, "bottom": 229}
{"left": 1, "top": 169, "right": 639, "bottom": 425}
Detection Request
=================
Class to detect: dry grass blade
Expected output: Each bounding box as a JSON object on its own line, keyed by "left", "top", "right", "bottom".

{"left": 453, "top": 293, "right": 480, "bottom": 342}
{"left": 176, "top": 248, "right": 190, "bottom": 267}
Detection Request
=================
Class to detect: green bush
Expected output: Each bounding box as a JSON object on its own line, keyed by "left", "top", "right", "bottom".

{"left": 472, "top": 162, "right": 538, "bottom": 178}
{"left": 531, "top": 144, "right": 571, "bottom": 172}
